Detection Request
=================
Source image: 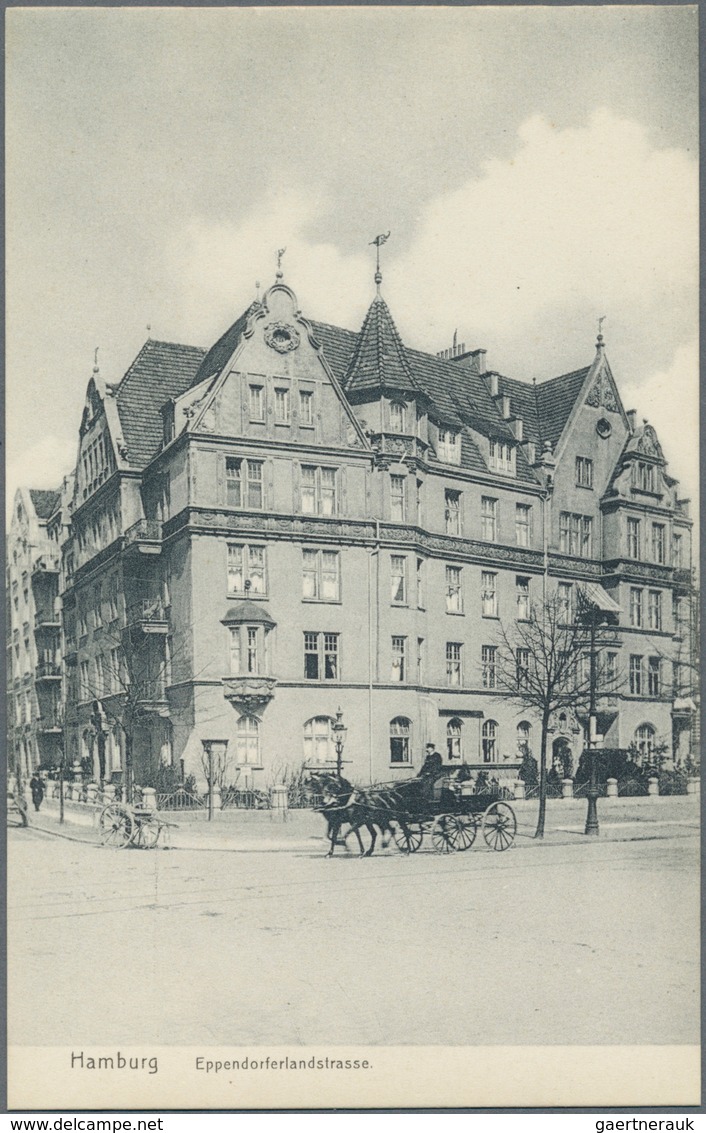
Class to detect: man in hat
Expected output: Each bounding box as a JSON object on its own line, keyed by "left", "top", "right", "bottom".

{"left": 418, "top": 742, "right": 443, "bottom": 781}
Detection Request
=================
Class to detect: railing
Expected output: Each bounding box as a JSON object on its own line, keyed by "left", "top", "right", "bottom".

{"left": 35, "top": 661, "right": 61, "bottom": 679}
{"left": 127, "top": 599, "right": 167, "bottom": 624}
{"left": 157, "top": 789, "right": 205, "bottom": 811}
{"left": 37, "top": 717, "right": 63, "bottom": 732}
{"left": 221, "top": 786, "right": 271, "bottom": 810}
{"left": 32, "top": 554, "right": 60, "bottom": 575}
{"left": 124, "top": 519, "right": 162, "bottom": 544}
{"left": 137, "top": 679, "right": 167, "bottom": 702}
{"left": 34, "top": 611, "right": 60, "bottom": 629}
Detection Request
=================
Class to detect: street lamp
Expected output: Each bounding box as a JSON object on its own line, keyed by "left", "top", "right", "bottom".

{"left": 578, "top": 589, "right": 620, "bottom": 837}
{"left": 202, "top": 738, "right": 229, "bottom": 822}
{"left": 332, "top": 707, "right": 348, "bottom": 778}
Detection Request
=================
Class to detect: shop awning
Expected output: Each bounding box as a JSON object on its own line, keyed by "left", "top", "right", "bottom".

{"left": 579, "top": 582, "right": 621, "bottom": 615}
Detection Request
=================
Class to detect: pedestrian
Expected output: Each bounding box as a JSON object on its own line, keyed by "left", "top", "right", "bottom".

{"left": 29, "top": 772, "right": 45, "bottom": 813}
{"left": 418, "top": 742, "right": 443, "bottom": 780}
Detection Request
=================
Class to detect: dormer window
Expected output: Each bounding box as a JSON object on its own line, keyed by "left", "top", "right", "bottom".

{"left": 632, "top": 461, "right": 656, "bottom": 493}
{"left": 438, "top": 428, "right": 461, "bottom": 465}
{"left": 389, "top": 402, "right": 406, "bottom": 433}
{"left": 489, "top": 439, "right": 514, "bottom": 474}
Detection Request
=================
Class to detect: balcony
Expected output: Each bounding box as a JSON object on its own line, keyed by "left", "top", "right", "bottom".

{"left": 34, "top": 611, "right": 61, "bottom": 630}
{"left": 124, "top": 519, "right": 162, "bottom": 555}
{"left": 369, "top": 433, "right": 429, "bottom": 464}
{"left": 35, "top": 661, "right": 61, "bottom": 682}
{"left": 222, "top": 675, "right": 277, "bottom": 714}
{"left": 32, "top": 554, "right": 60, "bottom": 578}
{"left": 137, "top": 679, "right": 169, "bottom": 715}
{"left": 126, "top": 600, "right": 169, "bottom": 634}
{"left": 37, "top": 717, "right": 63, "bottom": 735}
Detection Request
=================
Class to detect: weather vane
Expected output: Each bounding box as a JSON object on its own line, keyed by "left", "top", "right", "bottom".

{"left": 369, "top": 232, "right": 390, "bottom": 292}
{"left": 597, "top": 315, "right": 607, "bottom": 341}
{"left": 276, "top": 248, "right": 286, "bottom": 279}
{"left": 93, "top": 347, "right": 99, "bottom": 372}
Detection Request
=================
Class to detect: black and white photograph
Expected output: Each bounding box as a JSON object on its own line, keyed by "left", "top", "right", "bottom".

{"left": 6, "top": 5, "right": 700, "bottom": 1112}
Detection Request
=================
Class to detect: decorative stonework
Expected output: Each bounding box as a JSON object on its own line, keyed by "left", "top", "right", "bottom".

{"left": 264, "top": 322, "right": 300, "bottom": 353}
{"left": 585, "top": 371, "right": 619, "bottom": 413}
{"left": 222, "top": 675, "right": 277, "bottom": 715}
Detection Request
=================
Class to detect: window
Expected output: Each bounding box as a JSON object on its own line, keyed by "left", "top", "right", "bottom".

{"left": 482, "top": 645, "right": 497, "bottom": 689}
{"left": 249, "top": 385, "right": 264, "bottom": 421}
{"left": 627, "top": 517, "right": 641, "bottom": 559}
{"left": 481, "top": 571, "right": 498, "bottom": 618}
{"left": 482, "top": 720, "right": 498, "bottom": 763}
{"left": 446, "top": 642, "right": 462, "bottom": 686}
{"left": 630, "top": 588, "right": 643, "bottom": 628}
{"left": 648, "top": 590, "right": 662, "bottom": 631}
{"left": 228, "top": 544, "right": 266, "bottom": 596}
{"left": 94, "top": 655, "right": 104, "bottom": 695}
{"left": 558, "top": 582, "right": 573, "bottom": 622}
{"left": 416, "top": 558, "right": 425, "bottom": 609}
{"left": 303, "top": 550, "right": 340, "bottom": 601}
{"left": 576, "top": 456, "right": 594, "bottom": 488}
{"left": 517, "top": 721, "right": 532, "bottom": 754}
{"left": 390, "top": 475, "right": 406, "bottom": 521}
{"left": 489, "top": 440, "right": 514, "bottom": 473}
{"left": 229, "top": 625, "right": 263, "bottom": 675}
{"left": 303, "top": 716, "right": 335, "bottom": 765}
{"left": 481, "top": 497, "right": 497, "bottom": 542}
{"left": 605, "top": 651, "right": 618, "bottom": 689}
{"left": 672, "top": 533, "right": 683, "bottom": 568}
{"left": 236, "top": 716, "right": 260, "bottom": 765}
{"left": 515, "top": 504, "right": 531, "bottom": 547}
{"left": 389, "top": 402, "right": 406, "bottom": 433}
{"left": 446, "top": 565, "right": 463, "bottom": 613}
{"left": 109, "top": 647, "right": 121, "bottom": 694}
{"left": 516, "top": 576, "right": 530, "bottom": 620}
{"left": 438, "top": 428, "right": 461, "bottom": 464}
{"left": 632, "top": 462, "right": 655, "bottom": 492}
{"left": 629, "top": 655, "right": 643, "bottom": 695}
{"left": 648, "top": 657, "right": 661, "bottom": 696}
{"left": 80, "top": 660, "right": 90, "bottom": 699}
{"left": 390, "top": 717, "right": 412, "bottom": 764}
{"left": 301, "top": 465, "right": 337, "bottom": 516}
{"left": 445, "top": 490, "right": 462, "bottom": 535}
{"left": 79, "top": 606, "right": 88, "bottom": 638}
{"left": 108, "top": 575, "right": 119, "bottom": 621}
{"left": 226, "top": 458, "right": 264, "bottom": 509}
{"left": 299, "top": 390, "right": 314, "bottom": 426}
{"left": 94, "top": 584, "right": 103, "bottom": 628}
{"left": 390, "top": 556, "right": 407, "bottom": 604}
{"left": 415, "top": 478, "right": 423, "bottom": 525}
{"left": 559, "top": 513, "right": 593, "bottom": 556}
{"left": 417, "top": 637, "right": 425, "bottom": 684}
{"left": 304, "top": 632, "right": 339, "bottom": 681}
{"left": 651, "top": 524, "right": 665, "bottom": 564}
{"left": 391, "top": 636, "right": 407, "bottom": 682}
{"left": 447, "top": 718, "right": 463, "bottom": 762}
{"left": 634, "top": 723, "right": 656, "bottom": 764}
{"left": 274, "top": 387, "right": 290, "bottom": 424}
{"left": 516, "top": 648, "right": 530, "bottom": 690}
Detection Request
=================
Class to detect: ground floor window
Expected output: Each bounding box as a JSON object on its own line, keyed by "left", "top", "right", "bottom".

{"left": 446, "top": 718, "right": 463, "bottom": 762}
{"left": 236, "top": 715, "right": 260, "bottom": 765}
{"left": 303, "top": 716, "right": 335, "bottom": 764}
{"left": 482, "top": 720, "right": 498, "bottom": 763}
{"left": 634, "top": 723, "right": 656, "bottom": 766}
{"left": 517, "top": 721, "right": 532, "bottom": 755}
{"left": 389, "top": 717, "right": 412, "bottom": 764}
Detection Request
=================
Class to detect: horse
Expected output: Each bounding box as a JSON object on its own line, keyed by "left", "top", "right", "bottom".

{"left": 304, "top": 771, "right": 395, "bottom": 857}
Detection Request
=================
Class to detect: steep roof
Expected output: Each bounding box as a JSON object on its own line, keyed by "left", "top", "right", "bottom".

{"left": 115, "top": 340, "right": 206, "bottom": 468}
{"left": 344, "top": 295, "right": 421, "bottom": 396}
{"left": 534, "top": 367, "right": 590, "bottom": 449}
{"left": 187, "top": 303, "right": 262, "bottom": 390}
{"left": 29, "top": 488, "right": 60, "bottom": 519}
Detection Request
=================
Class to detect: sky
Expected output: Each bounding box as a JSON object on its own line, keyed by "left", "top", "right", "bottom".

{"left": 6, "top": 5, "right": 699, "bottom": 505}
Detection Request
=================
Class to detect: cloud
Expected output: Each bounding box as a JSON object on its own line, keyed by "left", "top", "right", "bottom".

{"left": 6, "top": 435, "right": 75, "bottom": 517}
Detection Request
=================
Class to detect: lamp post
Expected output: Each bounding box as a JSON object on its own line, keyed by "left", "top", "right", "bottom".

{"left": 202, "top": 738, "right": 229, "bottom": 822}
{"left": 332, "top": 707, "right": 348, "bottom": 779}
{"left": 584, "top": 607, "right": 600, "bottom": 836}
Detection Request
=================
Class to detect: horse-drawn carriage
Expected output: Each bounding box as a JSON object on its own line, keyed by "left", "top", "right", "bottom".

{"left": 309, "top": 767, "right": 517, "bottom": 856}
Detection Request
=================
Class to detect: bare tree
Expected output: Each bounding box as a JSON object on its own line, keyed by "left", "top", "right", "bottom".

{"left": 494, "top": 591, "right": 619, "bottom": 838}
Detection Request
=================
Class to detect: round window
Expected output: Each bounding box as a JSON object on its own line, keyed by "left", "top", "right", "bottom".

{"left": 596, "top": 417, "right": 612, "bottom": 438}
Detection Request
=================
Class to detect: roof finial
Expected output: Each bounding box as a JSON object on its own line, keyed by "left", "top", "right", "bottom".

{"left": 93, "top": 347, "right": 99, "bottom": 374}
{"left": 255, "top": 280, "right": 261, "bottom": 302}
{"left": 597, "top": 314, "right": 607, "bottom": 349}
{"left": 146, "top": 324, "right": 151, "bottom": 340}
{"left": 276, "top": 248, "right": 286, "bottom": 281}
{"left": 369, "top": 231, "right": 390, "bottom": 295}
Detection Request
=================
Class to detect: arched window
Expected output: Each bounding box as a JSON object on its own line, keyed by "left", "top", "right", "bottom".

{"left": 446, "top": 718, "right": 463, "bottom": 762}
{"left": 389, "top": 402, "right": 406, "bottom": 433}
{"left": 482, "top": 720, "right": 498, "bottom": 763}
{"left": 634, "top": 723, "right": 656, "bottom": 766}
{"left": 303, "top": 716, "right": 336, "bottom": 765}
{"left": 517, "top": 721, "right": 532, "bottom": 755}
{"left": 236, "top": 716, "right": 260, "bottom": 765}
{"left": 390, "top": 717, "right": 412, "bottom": 765}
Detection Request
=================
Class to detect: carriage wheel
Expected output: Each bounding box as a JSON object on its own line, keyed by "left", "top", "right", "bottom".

{"left": 481, "top": 802, "right": 517, "bottom": 851}
{"left": 431, "top": 814, "right": 458, "bottom": 853}
{"left": 450, "top": 813, "right": 477, "bottom": 851}
{"left": 393, "top": 821, "right": 424, "bottom": 853}
{"left": 99, "top": 804, "right": 134, "bottom": 848}
{"left": 134, "top": 817, "right": 161, "bottom": 849}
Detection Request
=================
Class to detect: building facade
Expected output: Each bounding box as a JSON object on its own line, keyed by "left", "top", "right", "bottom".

{"left": 8, "top": 268, "right": 697, "bottom": 789}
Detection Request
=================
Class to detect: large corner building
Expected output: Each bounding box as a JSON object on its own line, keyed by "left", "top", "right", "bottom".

{"left": 7, "top": 266, "right": 698, "bottom": 789}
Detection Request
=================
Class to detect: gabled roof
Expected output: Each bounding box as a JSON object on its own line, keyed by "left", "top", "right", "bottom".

{"left": 115, "top": 340, "right": 207, "bottom": 468}
{"left": 187, "top": 303, "right": 262, "bottom": 391}
{"left": 344, "top": 295, "right": 421, "bottom": 397}
{"left": 29, "top": 488, "right": 60, "bottom": 519}
{"left": 534, "top": 367, "right": 591, "bottom": 449}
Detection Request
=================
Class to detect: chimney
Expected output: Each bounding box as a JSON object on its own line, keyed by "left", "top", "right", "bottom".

{"left": 626, "top": 409, "right": 637, "bottom": 432}
{"left": 525, "top": 441, "right": 536, "bottom": 465}
{"left": 501, "top": 395, "right": 511, "bottom": 420}
{"left": 487, "top": 373, "right": 499, "bottom": 397}
{"left": 469, "top": 348, "right": 486, "bottom": 374}
{"left": 510, "top": 417, "right": 524, "bottom": 441}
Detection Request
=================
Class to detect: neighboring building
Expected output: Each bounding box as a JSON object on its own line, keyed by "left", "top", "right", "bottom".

{"left": 11, "top": 266, "right": 697, "bottom": 789}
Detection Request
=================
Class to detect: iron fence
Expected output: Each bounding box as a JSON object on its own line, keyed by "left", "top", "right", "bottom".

{"left": 221, "top": 786, "right": 271, "bottom": 810}
{"left": 157, "top": 789, "right": 206, "bottom": 810}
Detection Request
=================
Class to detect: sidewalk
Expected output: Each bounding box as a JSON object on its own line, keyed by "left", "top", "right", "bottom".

{"left": 22, "top": 792, "right": 700, "bottom": 853}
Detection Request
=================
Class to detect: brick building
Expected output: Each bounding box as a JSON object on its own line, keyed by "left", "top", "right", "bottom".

{"left": 8, "top": 267, "right": 697, "bottom": 790}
